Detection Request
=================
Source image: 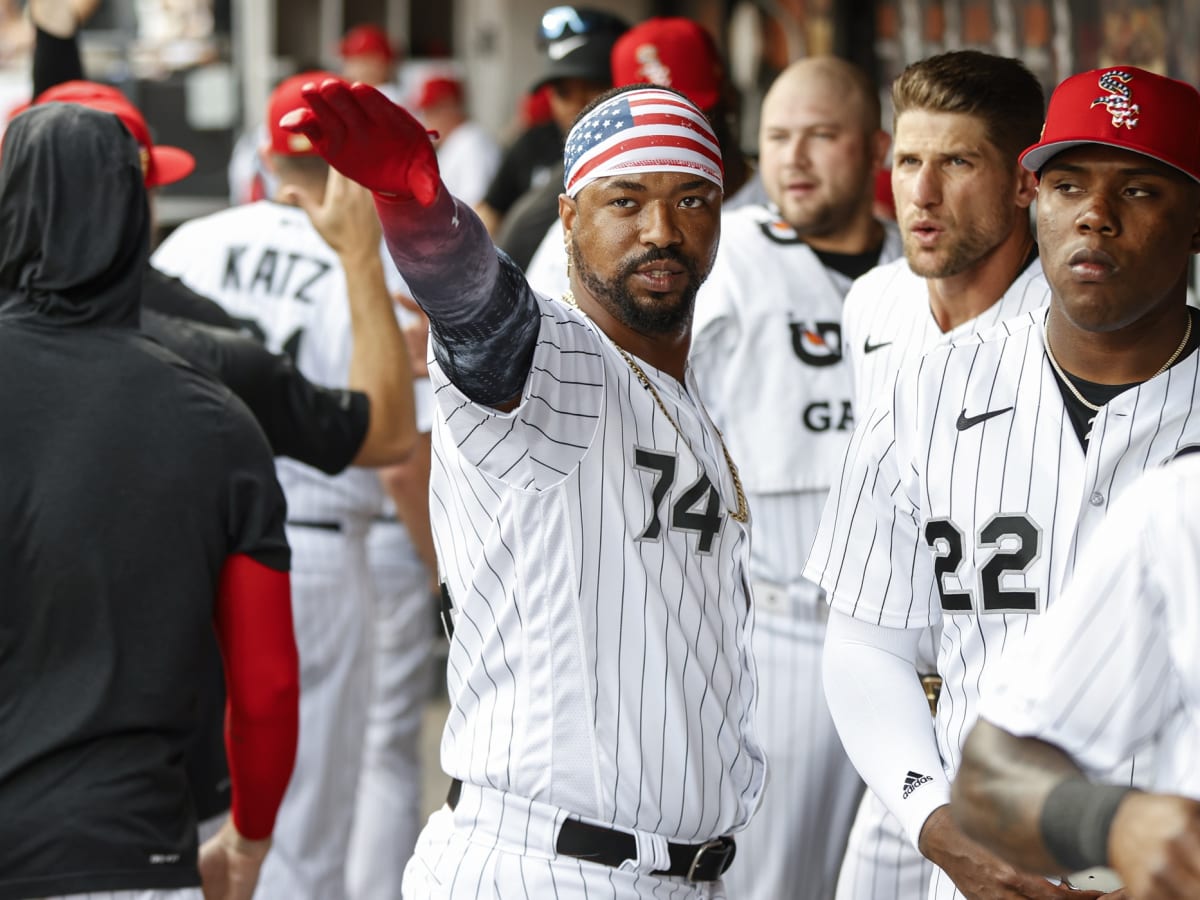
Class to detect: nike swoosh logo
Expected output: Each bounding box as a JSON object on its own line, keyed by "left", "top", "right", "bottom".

{"left": 547, "top": 36, "right": 588, "bottom": 60}
{"left": 956, "top": 406, "right": 1014, "bottom": 431}
{"left": 863, "top": 338, "right": 892, "bottom": 354}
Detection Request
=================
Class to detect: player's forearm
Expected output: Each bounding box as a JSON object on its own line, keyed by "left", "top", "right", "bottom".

{"left": 342, "top": 251, "right": 418, "bottom": 465}
{"left": 823, "top": 610, "right": 951, "bottom": 849}
{"left": 214, "top": 554, "right": 300, "bottom": 840}
{"left": 30, "top": 9, "right": 85, "bottom": 98}
{"left": 376, "top": 190, "right": 540, "bottom": 406}
{"left": 952, "top": 720, "right": 1083, "bottom": 875}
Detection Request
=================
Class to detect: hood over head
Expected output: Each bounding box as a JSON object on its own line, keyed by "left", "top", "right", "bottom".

{"left": 0, "top": 103, "right": 148, "bottom": 327}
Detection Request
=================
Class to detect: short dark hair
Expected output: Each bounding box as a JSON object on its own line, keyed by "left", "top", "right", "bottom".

{"left": 892, "top": 50, "right": 1045, "bottom": 165}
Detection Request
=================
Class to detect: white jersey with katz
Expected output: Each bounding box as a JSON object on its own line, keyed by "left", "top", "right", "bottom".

{"left": 691, "top": 204, "right": 901, "bottom": 593}
{"left": 152, "top": 201, "right": 383, "bottom": 525}
{"left": 806, "top": 309, "right": 1200, "bottom": 804}
{"left": 982, "top": 452, "right": 1200, "bottom": 798}
{"left": 843, "top": 255, "right": 1050, "bottom": 415}
{"left": 430, "top": 290, "right": 765, "bottom": 841}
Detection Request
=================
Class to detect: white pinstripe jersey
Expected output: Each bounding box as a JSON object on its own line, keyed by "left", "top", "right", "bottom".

{"left": 691, "top": 206, "right": 901, "bottom": 596}
{"left": 805, "top": 308, "right": 1200, "bottom": 780}
{"left": 152, "top": 201, "right": 384, "bottom": 525}
{"left": 429, "top": 290, "right": 765, "bottom": 841}
{"left": 843, "top": 256, "right": 1050, "bottom": 415}
{"left": 982, "top": 453, "right": 1200, "bottom": 797}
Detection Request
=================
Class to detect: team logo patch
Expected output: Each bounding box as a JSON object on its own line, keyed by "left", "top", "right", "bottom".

{"left": 902, "top": 770, "right": 933, "bottom": 799}
{"left": 790, "top": 320, "right": 842, "bottom": 367}
{"left": 1091, "top": 70, "right": 1140, "bottom": 129}
{"left": 635, "top": 43, "right": 673, "bottom": 87}
{"left": 758, "top": 218, "right": 803, "bottom": 245}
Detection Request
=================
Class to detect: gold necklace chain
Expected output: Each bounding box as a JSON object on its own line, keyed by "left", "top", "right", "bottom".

{"left": 1043, "top": 312, "right": 1193, "bottom": 413}
{"left": 563, "top": 291, "right": 749, "bottom": 522}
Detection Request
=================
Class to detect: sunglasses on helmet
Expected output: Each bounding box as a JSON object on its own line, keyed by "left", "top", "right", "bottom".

{"left": 537, "top": 6, "right": 626, "bottom": 45}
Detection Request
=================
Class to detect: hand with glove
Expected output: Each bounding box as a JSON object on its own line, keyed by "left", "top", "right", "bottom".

{"left": 279, "top": 79, "right": 442, "bottom": 207}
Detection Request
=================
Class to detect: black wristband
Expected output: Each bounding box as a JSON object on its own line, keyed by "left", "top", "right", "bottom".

{"left": 1039, "top": 778, "right": 1134, "bottom": 872}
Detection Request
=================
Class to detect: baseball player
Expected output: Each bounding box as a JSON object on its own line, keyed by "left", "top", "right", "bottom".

{"left": 525, "top": 16, "right": 759, "bottom": 301}
{"left": 152, "top": 73, "right": 412, "bottom": 900}
{"left": 284, "top": 79, "right": 764, "bottom": 898}
{"left": 690, "top": 56, "right": 898, "bottom": 900}
{"left": 829, "top": 51, "right": 1050, "bottom": 900}
{"left": 805, "top": 65, "right": 1200, "bottom": 900}
{"left": 0, "top": 102, "right": 298, "bottom": 900}
{"left": 954, "top": 453, "right": 1200, "bottom": 899}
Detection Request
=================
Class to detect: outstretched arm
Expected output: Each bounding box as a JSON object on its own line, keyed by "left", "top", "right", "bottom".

{"left": 281, "top": 79, "right": 540, "bottom": 408}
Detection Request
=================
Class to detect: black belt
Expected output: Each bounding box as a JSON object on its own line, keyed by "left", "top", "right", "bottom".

{"left": 286, "top": 519, "right": 343, "bottom": 533}
{"left": 446, "top": 779, "right": 736, "bottom": 882}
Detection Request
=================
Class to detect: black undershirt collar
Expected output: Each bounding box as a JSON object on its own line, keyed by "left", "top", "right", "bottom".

{"left": 1052, "top": 306, "right": 1200, "bottom": 449}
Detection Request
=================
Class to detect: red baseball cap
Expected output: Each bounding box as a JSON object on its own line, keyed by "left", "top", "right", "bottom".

{"left": 35, "top": 80, "right": 196, "bottom": 187}
{"left": 1021, "top": 66, "right": 1200, "bottom": 183}
{"left": 416, "top": 76, "right": 463, "bottom": 110}
{"left": 610, "top": 18, "right": 723, "bottom": 112}
{"left": 339, "top": 24, "right": 394, "bottom": 61}
{"left": 267, "top": 71, "right": 343, "bottom": 156}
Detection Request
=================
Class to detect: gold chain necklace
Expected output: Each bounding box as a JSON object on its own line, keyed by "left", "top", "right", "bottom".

{"left": 1043, "top": 312, "right": 1193, "bottom": 413}
{"left": 563, "top": 291, "right": 749, "bottom": 522}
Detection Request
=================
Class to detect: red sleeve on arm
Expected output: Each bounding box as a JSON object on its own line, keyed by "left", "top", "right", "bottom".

{"left": 213, "top": 553, "right": 299, "bottom": 840}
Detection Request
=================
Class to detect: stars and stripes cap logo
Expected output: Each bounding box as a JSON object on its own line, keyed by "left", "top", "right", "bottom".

{"left": 563, "top": 87, "right": 723, "bottom": 198}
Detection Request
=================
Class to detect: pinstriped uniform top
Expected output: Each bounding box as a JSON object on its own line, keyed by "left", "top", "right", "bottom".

{"left": 805, "top": 308, "right": 1200, "bottom": 780}
{"left": 428, "top": 289, "right": 765, "bottom": 841}
{"left": 982, "top": 453, "right": 1200, "bottom": 797}
{"left": 842, "top": 255, "right": 1050, "bottom": 417}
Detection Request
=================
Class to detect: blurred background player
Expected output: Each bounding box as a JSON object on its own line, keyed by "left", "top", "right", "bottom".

{"left": 690, "top": 55, "right": 897, "bottom": 900}
{"left": 486, "top": 5, "right": 628, "bottom": 269}
{"left": 0, "top": 100, "right": 298, "bottom": 900}
{"left": 525, "top": 15, "right": 757, "bottom": 299}
{"left": 152, "top": 71, "right": 417, "bottom": 900}
{"left": 414, "top": 73, "right": 500, "bottom": 207}
{"left": 828, "top": 50, "right": 1049, "bottom": 900}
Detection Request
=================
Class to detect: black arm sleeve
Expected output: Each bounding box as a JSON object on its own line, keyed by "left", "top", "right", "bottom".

{"left": 377, "top": 190, "right": 541, "bottom": 406}
{"left": 32, "top": 26, "right": 85, "bottom": 98}
{"left": 143, "top": 311, "right": 370, "bottom": 475}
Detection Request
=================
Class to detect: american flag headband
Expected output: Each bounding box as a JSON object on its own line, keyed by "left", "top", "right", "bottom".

{"left": 562, "top": 87, "right": 724, "bottom": 198}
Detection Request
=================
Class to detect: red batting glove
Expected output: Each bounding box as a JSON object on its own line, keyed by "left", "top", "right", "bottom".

{"left": 279, "top": 79, "right": 442, "bottom": 207}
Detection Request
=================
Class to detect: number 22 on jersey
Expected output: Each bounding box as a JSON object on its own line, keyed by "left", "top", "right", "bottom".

{"left": 924, "top": 514, "right": 1042, "bottom": 614}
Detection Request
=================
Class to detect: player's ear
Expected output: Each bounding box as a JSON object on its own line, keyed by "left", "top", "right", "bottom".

{"left": 559, "top": 193, "right": 577, "bottom": 242}
{"left": 1013, "top": 164, "right": 1038, "bottom": 210}
{"left": 1187, "top": 187, "right": 1200, "bottom": 255}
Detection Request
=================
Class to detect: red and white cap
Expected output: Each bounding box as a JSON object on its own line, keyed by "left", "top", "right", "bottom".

{"left": 267, "top": 71, "right": 344, "bottom": 156}
{"left": 1021, "top": 66, "right": 1200, "bottom": 183}
{"left": 35, "top": 80, "right": 196, "bottom": 187}
{"left": 610, "top": 18, "right": 723, "bottom": 112}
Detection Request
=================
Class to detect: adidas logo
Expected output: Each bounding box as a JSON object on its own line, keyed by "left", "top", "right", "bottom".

{"left": 902, "top": 770, "right": 933, "bottom": 799}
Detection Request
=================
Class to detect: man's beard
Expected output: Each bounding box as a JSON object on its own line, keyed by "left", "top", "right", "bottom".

{"left": 571, "top": 241, "right": 703, "bottom": 336}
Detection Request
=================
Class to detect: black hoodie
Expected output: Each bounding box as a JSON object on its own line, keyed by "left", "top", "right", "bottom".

{"left": 0, "top": 104, "right": 289, "bottom": 898}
